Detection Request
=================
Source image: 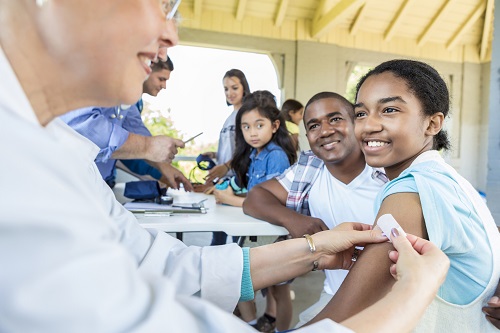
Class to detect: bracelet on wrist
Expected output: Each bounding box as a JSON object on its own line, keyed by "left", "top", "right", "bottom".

{"left": 303, "top": 234, "right": 319, "bottom": 271}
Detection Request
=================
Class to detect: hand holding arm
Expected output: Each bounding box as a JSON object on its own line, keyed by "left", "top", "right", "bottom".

{"left": 341, "top": 231, "right": 449, "bottom": 333}
{"left": 243, "top": 180, "right": 329, "bottom": 238}
{"left": 308, "top": 192, "right": 427, "bottom": 325}
{"left": 249, "top": 223, "right": 387, "bottom": 291}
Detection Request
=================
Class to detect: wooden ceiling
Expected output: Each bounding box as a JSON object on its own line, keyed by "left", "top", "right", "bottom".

{"left": 178, "top": 0, "right": 495, "bottom": 63}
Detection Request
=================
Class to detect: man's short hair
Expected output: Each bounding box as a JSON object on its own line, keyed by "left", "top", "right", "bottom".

{"left": 151, "top": 56, "right": 174, "bottom": 72}
{"left": 304, "top": 91, "right": 354, "bottom": 121}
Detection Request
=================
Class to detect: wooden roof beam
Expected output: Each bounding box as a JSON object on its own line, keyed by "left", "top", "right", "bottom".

{"left": 417, "top": 0, "right": 453, "bottom": 47}
{"left": 236, "top": 0, "right": 247, "bottom": 21}
{"left": 193, "top": 0, "right": 203, "bottom": 17}
{"left": 349, "top": 3, "right": 367, "bottom": 35}
{"left": 275, "top": 0, "right": 290, "bottom": 27}
{"left": 480, "top": 0, "right": 494, "bottom": 60}
{"left": 446, "top": 2, "right": 486, "bottom": 50}
{"left": 313, "top": 0, "right": 327, "bottom": 23}
{"left": 384, "top": 0, "right": 415, "bottom": 42}
{"left": 311, "top": 0, "right": 365, "bottom": 39}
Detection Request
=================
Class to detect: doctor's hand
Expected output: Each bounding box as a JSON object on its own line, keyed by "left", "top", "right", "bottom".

{"left": 159, "top": 164, "right": 193, "bottom": 192}
{"left": 311, "top": 222, "right": 388, "bottom": 271}
{"left": 146, "top": 136, "right": 184, "bottom": 163}
{"left": 388, "top": 230, "right": 449, "bottom": 301}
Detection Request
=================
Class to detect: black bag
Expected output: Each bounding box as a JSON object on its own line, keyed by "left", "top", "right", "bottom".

{"left": 123, "top": 180, "right": 161, "bottom": 200}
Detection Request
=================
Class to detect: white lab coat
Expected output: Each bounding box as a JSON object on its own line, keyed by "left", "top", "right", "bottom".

{"left": 0, "top": 48, "right": 353, "bottom": 333}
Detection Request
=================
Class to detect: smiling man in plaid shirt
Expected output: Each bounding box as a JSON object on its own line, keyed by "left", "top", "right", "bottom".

{"left": 243, "top": 91, "right": 387, "bottom": 328}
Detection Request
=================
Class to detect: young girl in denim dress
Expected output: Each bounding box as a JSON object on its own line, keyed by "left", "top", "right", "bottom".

{"left": 214, "top": 90, "right": 296, "bottom": 207}
{"left": 214, "top": 90, "right": 297, "bottom": 332}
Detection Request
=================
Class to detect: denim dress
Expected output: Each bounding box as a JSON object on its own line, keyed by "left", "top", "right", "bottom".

{"left": 246, "top": 141, "right": 290, "bottom": 190}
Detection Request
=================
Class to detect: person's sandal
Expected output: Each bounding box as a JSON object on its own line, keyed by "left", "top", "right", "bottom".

{"left": 255, "top": 314, "right": 276, "bottom": 333}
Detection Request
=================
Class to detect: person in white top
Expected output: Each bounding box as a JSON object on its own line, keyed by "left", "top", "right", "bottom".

{"left": 0, "top": 0, "right": 451, "bottom": 332}
{"left": 203, "top": 69, "right": 251, "bottom": 186}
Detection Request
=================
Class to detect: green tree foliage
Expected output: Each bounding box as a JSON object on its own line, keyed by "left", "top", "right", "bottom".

{"left": 141, "top": 102, "right": 218, "bottom": 183}
{"left": 142, "top": 106, "right": 180, "bottom": 138}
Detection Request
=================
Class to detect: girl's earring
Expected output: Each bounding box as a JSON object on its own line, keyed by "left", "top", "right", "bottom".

{"left": 36, "top": 0, "right": 48, "bottom": 7}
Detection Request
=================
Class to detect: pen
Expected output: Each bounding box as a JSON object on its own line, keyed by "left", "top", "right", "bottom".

{"left": 129, "top": 208, "right": 207, "bottom": 214}
{"left": 144, "top": 212, "right": 172, "bottom": 217}
{"left": 183, "top": 132, "right": 203, "bottom": 144}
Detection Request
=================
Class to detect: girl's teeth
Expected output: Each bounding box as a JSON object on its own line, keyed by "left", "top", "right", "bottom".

{"left": 367, "top": 141, "right": 386, "bottom": 147}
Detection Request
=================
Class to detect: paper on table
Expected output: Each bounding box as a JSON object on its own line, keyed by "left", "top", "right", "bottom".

{"left": 124, "top": 202, "right": 170, "bottom": 210}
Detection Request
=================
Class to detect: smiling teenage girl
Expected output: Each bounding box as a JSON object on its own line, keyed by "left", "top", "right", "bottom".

{"left": 204, "top": 69, "right": 251, "bottom": 185}
{"left": 203, "top": 69, "right": 251, "bottom": 246}
{"left": 310, "top": 59, "right": 500, "bottom": 332}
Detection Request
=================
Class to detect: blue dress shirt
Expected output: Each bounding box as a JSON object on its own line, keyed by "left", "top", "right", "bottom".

{"left": 60, "top": 102, "right": 161, "bottom": 182}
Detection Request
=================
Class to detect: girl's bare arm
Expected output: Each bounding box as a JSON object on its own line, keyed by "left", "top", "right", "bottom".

{"left": 308, "top": 192, "right": 428, "bottom": 324}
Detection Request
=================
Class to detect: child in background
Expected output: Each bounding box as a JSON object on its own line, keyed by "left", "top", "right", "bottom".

{"left": 280, "top": 99, "right": 304, "bottom": 151}
{"left": 214, "top": 91, "right": 296, "bottom": 206}
{"left": 214, "top": 91, "right": 297, "bottom": 333}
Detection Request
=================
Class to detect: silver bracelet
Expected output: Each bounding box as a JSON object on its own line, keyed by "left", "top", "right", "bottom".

{"left": 303, "top": 234, "right": 319, "bottom": 271}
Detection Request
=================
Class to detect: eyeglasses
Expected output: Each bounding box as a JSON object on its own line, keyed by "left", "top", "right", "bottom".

{"left": 161, "top": 0, "right": 182, "bottom": 20}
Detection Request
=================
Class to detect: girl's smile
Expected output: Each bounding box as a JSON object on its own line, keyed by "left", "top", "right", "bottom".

{"left": 223, "top": 76, "right": 244, "bottom": 109}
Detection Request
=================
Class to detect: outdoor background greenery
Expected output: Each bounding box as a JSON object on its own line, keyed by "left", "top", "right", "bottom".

{"left": 142, "top": 104, "right": 217, "bottom": 183}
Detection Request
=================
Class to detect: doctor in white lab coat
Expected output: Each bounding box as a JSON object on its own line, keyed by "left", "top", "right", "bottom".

{"left": 0, "top": 0, "right": 450, "bottom": 332}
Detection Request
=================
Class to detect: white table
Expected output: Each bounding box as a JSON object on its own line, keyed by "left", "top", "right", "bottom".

{"left": 115, "top": 185, "right": 288, "bottom": 237}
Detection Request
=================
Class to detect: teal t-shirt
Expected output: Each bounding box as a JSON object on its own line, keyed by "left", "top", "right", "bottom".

{"left": 375, "top": 158, "right": 492, "bottom": 305}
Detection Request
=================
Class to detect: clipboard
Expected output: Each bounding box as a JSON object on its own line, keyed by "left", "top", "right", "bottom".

{"left": 124, "top": 202, "right": 207, "bottom": 214}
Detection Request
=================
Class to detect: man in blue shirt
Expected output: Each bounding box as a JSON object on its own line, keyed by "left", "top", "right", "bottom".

{"left": 61, "top": 57, "right": 192, "bottom": 190}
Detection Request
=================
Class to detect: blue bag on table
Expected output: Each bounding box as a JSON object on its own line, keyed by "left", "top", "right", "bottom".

{"left": 123, "top": 180, "right": 161, "bottom": 200}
